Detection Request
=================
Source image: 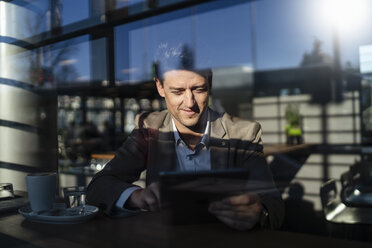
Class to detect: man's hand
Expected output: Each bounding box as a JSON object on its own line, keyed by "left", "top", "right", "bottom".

{"left": 127, "top": 182, "right": 160, "bottom": 211}
{"left": 208, "top": 193, "right": 263, "bottom": 231}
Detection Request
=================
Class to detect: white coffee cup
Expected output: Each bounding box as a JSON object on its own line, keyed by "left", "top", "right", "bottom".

{"left": 26, "top": 173, "right": 56, "bottom": 213}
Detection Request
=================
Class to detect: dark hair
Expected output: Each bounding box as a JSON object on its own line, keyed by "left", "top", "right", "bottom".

{"left": 152, "top": 43, "right": 212, "bottom": 89}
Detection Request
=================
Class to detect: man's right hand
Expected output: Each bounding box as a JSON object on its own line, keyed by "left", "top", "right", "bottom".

{"left": 126, "top": 182, "right": 160, "bottom": 211}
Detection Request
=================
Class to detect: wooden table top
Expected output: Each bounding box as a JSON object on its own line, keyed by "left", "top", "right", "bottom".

{"left": 0, "top": 210, "right": 371, "bottom": 248}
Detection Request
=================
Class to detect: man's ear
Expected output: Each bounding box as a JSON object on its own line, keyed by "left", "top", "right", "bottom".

{"left": 155, "top": 78, "right": 165, "bottom": 97}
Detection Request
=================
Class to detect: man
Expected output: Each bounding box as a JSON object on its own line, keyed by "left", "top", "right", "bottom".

{"left": 87, "top": 47, "right": 284, "bottom": 230}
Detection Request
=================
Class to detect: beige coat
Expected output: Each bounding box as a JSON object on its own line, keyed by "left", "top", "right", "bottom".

{"left": 87, "top": 108, "right": 284, "bottom": 229}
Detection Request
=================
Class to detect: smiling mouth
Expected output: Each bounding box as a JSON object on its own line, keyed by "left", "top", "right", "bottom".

{"left": 181, "top": 109, "right": 196, "bottom": 115}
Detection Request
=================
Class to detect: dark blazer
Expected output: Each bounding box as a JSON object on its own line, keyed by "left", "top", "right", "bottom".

{"left": 86, "top": 108, "right": 284, "bottom": 229}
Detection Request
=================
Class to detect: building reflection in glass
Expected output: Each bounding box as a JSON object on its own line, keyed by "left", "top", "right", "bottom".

{"left": 1, "top": 0, "right": 372, "bottom": 238}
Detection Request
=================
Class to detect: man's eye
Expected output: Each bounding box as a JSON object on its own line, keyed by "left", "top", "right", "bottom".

{"left": 195, "top": 88, "right": 207, "bottom": 93}
{"left": 171, "top": 91, "right": 182, "bottom": 95}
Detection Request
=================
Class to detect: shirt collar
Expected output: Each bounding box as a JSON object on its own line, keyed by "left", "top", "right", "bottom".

{"left": 172, "top": 110, "right": 210, "bottom": 148}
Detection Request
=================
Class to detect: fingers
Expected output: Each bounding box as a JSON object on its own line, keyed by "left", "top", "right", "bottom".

{"left": 209, "top": 193, "right": 260, "bottom": 211}
{"left": 209, "top": 201, "right": 261, "bottom": 214}
{"left": 148, "top": 182, "right": 161, "bottom": 203}
{"left": 141, "top": 189, "right": 159, "bottom": 211}
{"left": 210, "top": 206, "right": 260, "bottom": 231}
{"left": 224, "top": 193, "right": 259, "bottom": 205}
{"left": 210, "top": 207, "right": 260, "bottom": 222}
{"left": 127, "top": 189, "right": 144, "bottom": 209}
{"left": 208, "top": 193, "right": 262, "bottom": 231}
{"left": 209, "top": 199, "right": 262, "bottom": 220}
{"left": 128, "top": 184, "right": 160, "bottom": 211}
{"left": 141, "top": 182, "right": 161, "bottom": 211}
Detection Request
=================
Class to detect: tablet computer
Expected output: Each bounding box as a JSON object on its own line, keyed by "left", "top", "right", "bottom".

{"left": 159, "top": 168, "right": 250, "bottom": 225}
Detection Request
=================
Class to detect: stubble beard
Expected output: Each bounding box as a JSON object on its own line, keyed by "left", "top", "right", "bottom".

{"left": 176, "top": 108, "right": 207, "bottom": 133}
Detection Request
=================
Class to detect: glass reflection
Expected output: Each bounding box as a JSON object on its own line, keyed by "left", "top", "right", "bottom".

{"left": 61, "top": 0, "right": 89, "bottom": 26}
{"left": 35, "top": 35, "right": 107, "bottom": 87}
{"left": 116, "top": 0, "right": 145, "bottom": 9}
{"left": 3, "top": 0, "right": 372, "bottom": 240}
{"left": 115, "top": 1, "right": 253, "bottom": 83}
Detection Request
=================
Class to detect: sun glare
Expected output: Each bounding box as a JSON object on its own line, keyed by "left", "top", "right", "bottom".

{"left": 321, "top": 0, "right": 369, "bottom": 32}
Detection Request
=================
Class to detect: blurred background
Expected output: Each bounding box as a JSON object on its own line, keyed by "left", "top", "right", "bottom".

{"left": 1, "top": 0, "right": 372, "bottom": 241}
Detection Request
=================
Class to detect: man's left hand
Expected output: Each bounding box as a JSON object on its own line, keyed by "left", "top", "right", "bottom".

{"left": 208, "top": 193, "right": 263, "bottom": 231}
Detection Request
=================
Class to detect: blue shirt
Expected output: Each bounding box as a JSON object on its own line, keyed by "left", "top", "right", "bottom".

{"left": 171, "top": 117, "right": 211, "bottom": 171}
{"left": 115, "top": 113, "right": 211, "bottom": 211}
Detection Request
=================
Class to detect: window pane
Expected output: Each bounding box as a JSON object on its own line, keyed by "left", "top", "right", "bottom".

{"left": 61, "top": 0, "right": 89, "bottom": 26}
{"left": 38, "top": 36, "right": 107, "bottom": 87}
{"left": 115, "top": 1, "right": 253, "bottom": 84}
{"left": 255, "top": 0, "right": 333, "bottom": 70}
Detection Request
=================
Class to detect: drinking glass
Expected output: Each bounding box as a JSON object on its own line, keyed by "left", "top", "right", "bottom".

{"left": 63, "top": 186, "right": 86, "bottom": 214}
{"left": 0, "top": 183, "right": 14, "bottom": 199}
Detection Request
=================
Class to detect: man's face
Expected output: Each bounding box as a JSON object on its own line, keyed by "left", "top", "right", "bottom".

{"left": 156, "top": 70, "right": 209, "bottom": 131}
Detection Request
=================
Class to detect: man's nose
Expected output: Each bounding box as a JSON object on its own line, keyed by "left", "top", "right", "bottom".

{"left": 184, "top": 89, "right": 195, "bottom": 108}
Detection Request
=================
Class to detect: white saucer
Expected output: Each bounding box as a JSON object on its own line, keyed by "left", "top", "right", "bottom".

{"left": 18, "top": 203, "right": 99, "bottom": 224}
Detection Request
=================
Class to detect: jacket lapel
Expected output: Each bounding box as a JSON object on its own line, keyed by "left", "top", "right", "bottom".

{"left": 209, "top": 110, "right": 230, "bottom": 169}
{"left": 155, "top": 112, "right": 177, "bottom": 173}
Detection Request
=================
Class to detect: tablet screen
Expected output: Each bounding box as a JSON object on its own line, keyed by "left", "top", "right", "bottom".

{"left": 159, "top": 168, "right": 250, "bottom": 224}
